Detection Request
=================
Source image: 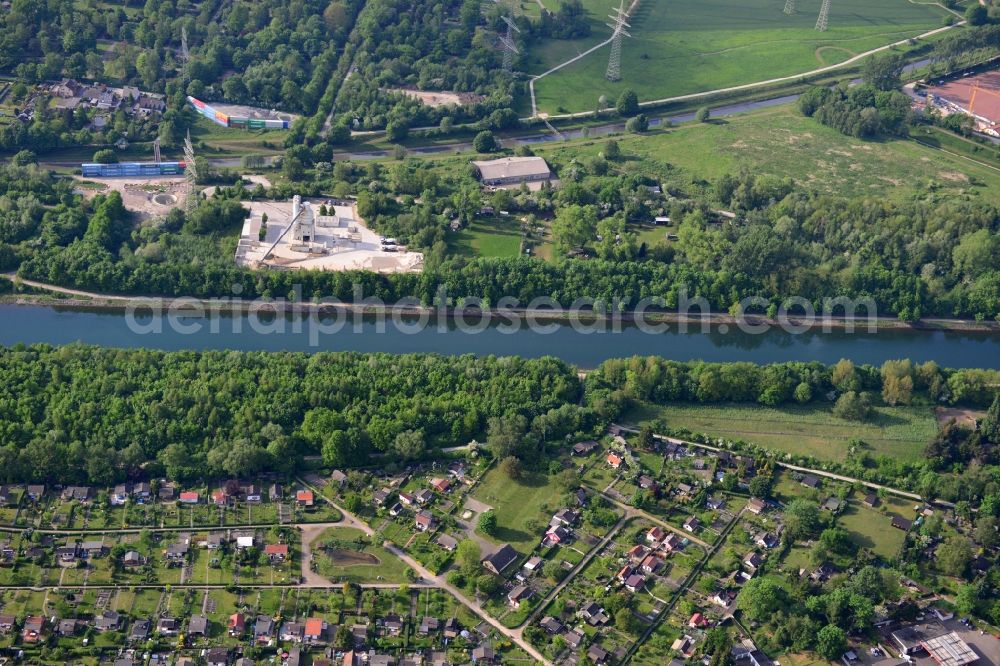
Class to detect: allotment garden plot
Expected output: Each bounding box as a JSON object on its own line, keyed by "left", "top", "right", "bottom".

{"left": 531, "top": 0, "right": 950, "bottom": 114}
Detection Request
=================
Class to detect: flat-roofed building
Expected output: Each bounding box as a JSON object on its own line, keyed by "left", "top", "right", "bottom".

{"left": 472, "top": 156, "right": 552, "bottom": 188}
{"left": 921, "top": 632, "right": 978, "bottom": 666}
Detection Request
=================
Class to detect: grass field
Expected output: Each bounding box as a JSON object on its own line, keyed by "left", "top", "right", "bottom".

{"left": 446, "top": 216, "right": 524, "bottom": 258}
{"left": 835, "top": 491, "right": 915, "bottom": 558}
{"left": 531, "top": 105, "right": 1000, "bottom": 203}
{"left": 314, "top": 527, "right": 412, "bottom": 583}
{"left": 627, "top": 401, "right": 938, "bottom": 462}
{"left": 471, "top": 467, "right": 564, "bottom": 552}
{"left": 530, "top": 0, "right": 952, "bottom": 114}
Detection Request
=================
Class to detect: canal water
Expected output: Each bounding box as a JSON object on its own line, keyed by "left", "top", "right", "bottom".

{"left": 2, "top": 304, "right": 999, "bottom": 369}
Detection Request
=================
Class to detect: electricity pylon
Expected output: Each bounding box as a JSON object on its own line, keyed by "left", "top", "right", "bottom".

{"left": 606, "top": 0, "right": 631, "bottom": 82}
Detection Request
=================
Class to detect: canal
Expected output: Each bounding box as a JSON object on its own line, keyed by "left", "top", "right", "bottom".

{"left": 2, "top": 304, "right": 999, "bottom": 369}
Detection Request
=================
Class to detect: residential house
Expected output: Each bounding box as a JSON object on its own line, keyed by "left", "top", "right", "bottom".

{"left": 26, "top": 485, "right": 44, "bottom": 501}
{"left": 574, "top": 488, "right": 588, "bottom": 507}
{"left": 94, "top": 611, "right": 121, "bottom": 632}
{"left": 641, "top": 554, "right": 662, "bottom": 574}
{"left": 123, "top": 550, "right": 144, "bottom": 567}
{"left": 522, "top": 555, "right": 543, "bottom": 574}
{"left": 243, "top": 484, "right": 262, "bottom": 503}
{"left": 158, "top": 484, "right": 176, "bottom": 501}
{"left": 415, "top": 489, "right": 434, "bottom": 505}
{"left": 507, "top": 585, "right": 533, "bottom": 609}
{"left": 0, "top": 486, "right": 10, "bottom": 506}
{"left": 188, "top": 615, "right": 209, "bottom": 637}
{"left": 552, "top": 509, "right": 579, "bottom": 526}
{"left": 472, "top": 155, "right": 552, "bottom": 188}
{"left": 0, "top": 613, "right": 14, "bottom": 633}
{"left": 564, "top": 629, "right": 585, "bottom": 648}
{"left": 639, "top": 475, "right": 658, "bottom": 490}
{"left": 646, "top": 526, "right": 666, "bottom": 544}
{"left": 56, "top": 540, "right": 80, "bottom": 563}
{"left": 269, "top": 484, "right": 283, "bottom": 501}
{"left": 744, "top": 551, "right": 763, "bottom": 572}
{"left": 81, "top": 540, "right": 106, "bottom": 558}
{"left": 57, "top": 618, "right": 80, "bottom": 636}
{"left": 436, "top": 534, "right": 458, "bottom": 551}
{"left": 572, "top": 440, "right": 599, "bottom": 455}
{"left": 264, "top": 543, "right": 288, "bottom": 563}
{"left": 206, "top": 647, "right": 230, "bottom": 666}
{"left": 672, "top": 636, "right": 693, "bottom": 655}
{"left": 663, "top": 533, "right": 683, "bottom": 552}
{"left": 212, "top": 489, "right": 228, "bottom": 506}
{"left": 482, "top": 544, "right": 518, "bottom": 574}
{"left": 415, "top": 510, "right": 436, "bottom": 532}
{"left": 706, "top": 496, "right": 726, "bottom": 510}
{"left": 296, "top": 490, "right": 314, "bottom": 507}
{"left": 179, "top": 491, "right": 199, "bottom": 504}
{"left": 625, "top": 573, "right": 646, "bottom": 592}
{"left": 330, "top": 470, "right": 348, "bottom": 488}
{"left": 800, "top": 474, "right": 819, "bottom": 488}
{"left": 280, "top": 621, "right": 303, "bottom": 642}
{"left": 542, "top": 525, "right": 572, "bottom": 547}
{"left": 540, "top": 616, "right": 563, "bottom": 634}
{"left": 443, "top": 618, "right": 460, "bottom": 639}
{"left": 471, "top": 645, "right": 496, "bottom": 663}
{"left": 130, "top": 619, "right": 151, "bottom": 641}
{"left": 863, "top": 492, "right": 880, "bottom": 508}
{"left": 587, "top": 644, "right": 610, "bottom": 666}
{"left": 206, "top": 533, "right": 226, "bottom": 550}
{"left": 606, "top": 453, "right": 623, "bottom": 469}
{"left": 756, "top": 532, "right": 779, "bottom": 549}
{"left": 165, "top": 541, "right": 189, "bottom": 561}
{"left": 389, "top": 503, "right": 403, "bottom": 517}
{"left": 134, "top": 482, "right": 151, "bottom": 502}
{"left": 430, "top": 477, "right": 450, "bottom": 493}
{"left": 689, "top": 612, "right": 710, "bottom": 628}
{"left": 254, "top": 615, "right": 275, "bottom": 643}
{"left": 63, "top": 486, "right": 93, "bottom": 503}
{"left": 235, "top": 533, "right": 256, "bottom": 549}
{"left": 747, "top": 498, "right": 767, "bottom": 515}
{"left": 228, "top": 612, "right": 246, "bottom": 637}
{"left": 304, "top": 617, "right": 328, "bottom": 643}
{"left": 373, "top": 489, "right": 390, "bottom": 506}
{"left": 398, "top": 492, "right": 416, "bottom": 506}
{"left": 684, "top": 516, "right": 701, "bottom": 532}
{"left": 822, "top": 497, "right": 842, "bottom": 512}
{"left": 21, "top": 616, "right": 44, "bottom": 643}
{"left": 156, "top": 618, "right": 178, "bottom": 635}
{"left": 380, "top": 613, "right": 403, "bottom": 636}
{"left": 713, "top": 588, "right": 738, "bottom": 607}
{"left": 418, "top": 616, "right": 440, "bottom": 635}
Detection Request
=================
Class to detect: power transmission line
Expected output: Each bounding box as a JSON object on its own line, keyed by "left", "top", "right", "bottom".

{"left": 605, "top": 0, "right": 631, "bottom": 82}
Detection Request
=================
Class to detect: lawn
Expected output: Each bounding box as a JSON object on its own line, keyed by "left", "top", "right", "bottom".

{"left": 446, "top": 216, "right": 524, "bottom": 258}
{"left": 471, "top": 467, "right": 565, "bottom": 552}
{"left": 835, "top": 491, "right": 916, "bottom": 559}
{"left": 313, "top": 527, "right": 412, "bottom": 583}
{"left": 626, "top": 401, "right": 939, "bottom": 462}
{"left": 532, "top": 105, "right": 1000, "bottom": 204}
{"left": 530, "top": 0, "right": 952, "bottom": 113}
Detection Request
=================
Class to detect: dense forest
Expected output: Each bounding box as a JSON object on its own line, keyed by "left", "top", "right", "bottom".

{"left": 0, "top": 345, "right": 582, "bottom": 484}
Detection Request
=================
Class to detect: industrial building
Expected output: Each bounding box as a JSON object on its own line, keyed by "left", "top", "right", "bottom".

{"left": 81, "top": 162, "right": 186, "bottom": 178}
{"left": 921, "top": 632, "right": 978, "bottom": 666}
{"left": 188, "top": 96, "right": 291, "bottom": 130}
{"left": 925, "top": 70, "right": 1000, "bottom": 134}
{"left": 472, "top": 156, "right": 552, "bottom": 189}
{"left": 235, "top": 196, "right": 423, "bottom": 273}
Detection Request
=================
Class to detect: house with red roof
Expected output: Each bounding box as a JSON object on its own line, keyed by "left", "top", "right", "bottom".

{"left": 606, "top": 453, "right": 623, "bottom": 469}
{"left": 228, "top": 613, "right": 246, "bottom": 637}
{"left": 179, "top": 491, "right": 199, "bottom": 504}
{"left": 296, "top": 490, "right": 314, "bottom": 507}
{"left": 264, "top": 544, "right": 288, "bottom": 563}
{"left": 304, "top": 617, "right": 328, "bottom": 643}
